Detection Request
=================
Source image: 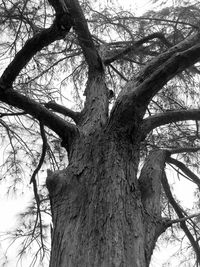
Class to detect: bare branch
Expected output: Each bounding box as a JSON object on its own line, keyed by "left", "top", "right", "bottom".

{"left": 0, "top": 111, "right": 26, "bottom": 117}
{"left": 134, "top": 34, "right": 200, "bottom": 102}
{"left": 31, "top": 167, "right": 44, "bottom": 252}
{"left": 63, "top": 0, "right": 103, "bottom": 74}
{"left": 0, "top": 88, "right": 78, "bottom": 151}
{"left": 132, "top": 15, "right": 198, "bottom": 30}
{"left": 166, "top": 157, "right": 200, "bottom": 187}
{"left": 30, "top": 123, "right": 47, "bottom": 184}
{"left": 162, "top": 172, "right": 200, "bottom": 263}
{"left": 45, "top": 101, "right": 81, "bottom": 124}
{"left": 141, "top": 109, "right": 200, "bottom": 137}
{"left": 169, "top": 147, "right": 200, "bottom": 155}
{"left": 104, "top": 32, "right": 171, "bottom": 65}
{"left": 108, "top": 33, "right": 200, "bottom": 133}
{"left": 169, "top": 212, "right": 200, "bottom": 225}
{"left": 1, "top": 20, "right": 71, "bottom": 86}
{"left": 109, "top": 64, "right": 128, "bottom": 82}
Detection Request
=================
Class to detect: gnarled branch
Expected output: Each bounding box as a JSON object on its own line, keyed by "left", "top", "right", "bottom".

{"left": 45, "top": 101, "right": 81, "bottom": 124}
{"left": 134, "top": 35, "right": 200, "bottom": 102}
{"left": 0, "top": 88, "right": 78, "bottom": 151}
{"left": 108, "top": 33, "right": 200, "bottom": 133}
{"left": 141, "top": 109, "right": 200, "bottom": 137}
{"left": 1, "top": 20, "right": 71, "bottom": 86}
{"left": 62, "top": 0, "right": 103, "bottom": 74}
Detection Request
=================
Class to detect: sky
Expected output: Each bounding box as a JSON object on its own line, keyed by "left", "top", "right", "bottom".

{"left": 0, "top": 0, "right": 198, "bottom": 266}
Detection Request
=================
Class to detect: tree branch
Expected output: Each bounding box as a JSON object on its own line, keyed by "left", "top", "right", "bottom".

{"left": 0, "top": 20, "right": 71, "bottom": 86}
{"left": 30, "top": 123, "right": 47, "bottom": 251}
{"left": 0, "top": 111, "right": 26, "bottom": 117}
{"left": 166, "top": 157, "right": 200, "bottom": 187}
{"left": 162, "top": 172, "right": 200, "bottom": 263}
{"left": 63, "top": 0, "right": 103, "bottom": 74}
{"left": 45, "top": 101, "right": 81, "bottom": 124}
{"left": 141, "top": 109, "right": 200, "bottom": 137}
{"left": 30, "top": 122, "right": 47, "bottom": 184}
{"left": 134, "top": 34, "right": 200, "bottom": 102}
{"left": 104, "top": 32, "right": 171, "bottom": 65}
{"left": 108, "top": 33, "right": 200, "bottom": 133}
{"left": 169, "top": 212, "right": 200, "bottom": 225}
{"left": 169, "top": 147, "right": 200, "bottom": 155}
{"left": 31, "top": 165, "right": 44, "bottom": 250}
{"left": 0, "top": 88, "right": 78, "bottom": 151}
{"left": 109, "top": 64, "right": 128, "bottom": 82}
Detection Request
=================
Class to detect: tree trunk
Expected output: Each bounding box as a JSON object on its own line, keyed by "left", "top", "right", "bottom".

{"left": 47, "top": 130, "right": 167, "bottom": 267}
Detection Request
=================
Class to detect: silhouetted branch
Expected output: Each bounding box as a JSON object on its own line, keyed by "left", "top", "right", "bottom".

{"left": 0, "top": 20, "right": 71, "bottom": 86}
{"left": 45, "top": 101, "right": 81, "bottom": 124}
{"left": 133, "top": 34, "right": 200, "bottom": 101}
{"left": 30, "top": 122, "right": 47, "bottom": 184}
{"left": 104, "top": 32, "right": 171, "bottom": 65}
{"left": 162, "top": 172, "right": 200, "bottom": 263}
{"left": 0, "top": 88, "right": 78, "bottom": 151}
{"left": 169, "top": 147, "right": 200, "bottom": 154}
{"left": 169, "top": 212, "right": 200, "bottom": 225}
{"left": 108, "top": 33, "right": 200, "bottom": 132}
{"left": 62, "top": 0, "right": 103, "bottom": 73}
{"left": 31, "top": 168, "right": 44, "bottom": 253}
{"left": 167, "top": 157, "right": 200, "bottom": 187}
{"left": 109, "top": 64, "right": 128, "bottom": 82}
{"left": 0, "top": 111, "right": 26, "bottom": 117}
{"left": 141, "top": 109, "right": 200, "bottom": 137}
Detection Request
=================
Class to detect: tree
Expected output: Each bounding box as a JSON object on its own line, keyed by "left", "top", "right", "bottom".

{"left": 1, "top": 0, "right": 200, "bottom": 266}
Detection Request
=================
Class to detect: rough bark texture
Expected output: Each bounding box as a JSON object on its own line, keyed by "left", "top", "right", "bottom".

{"left": 46, "top": 76, "right": 168, "bottom": 267}
{"left": 47, "top": 133, "right": 168, "bottom": 267}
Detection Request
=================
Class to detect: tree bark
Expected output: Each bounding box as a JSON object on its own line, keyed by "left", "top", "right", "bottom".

{"left": 47, "top": 125, "right": 167, "bottom": 266}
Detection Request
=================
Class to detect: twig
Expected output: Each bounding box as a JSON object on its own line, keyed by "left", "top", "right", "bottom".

{"left": 169, "top": 147, "right": 200, "bottom": 155}
{"left": 0, "top": 111, "right": 26, "bottom": 117}
{"left": 169, "top": 212, "right": 200, "bottom": 225}
{"left": 30, "top": 122, "right": 47, "bottom": 184}
{"left": 30, "top": 122, "right": 47, "bottom": 254}
{"left": 109, "top": 64, "right": 128, "bottom": 82}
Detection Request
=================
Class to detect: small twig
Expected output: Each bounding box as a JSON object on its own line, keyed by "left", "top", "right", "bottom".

{"left": 109, "top": 64, "right": 129, "bottom": 82}
{"left": 169, "top": 147, "right": 200, "bottom": 155}
{"left": 168, "top": 212, "right": 200, "bottom": 225}
{"left": 30, "top": 122, "right": 47, "bottom": 253}
{"left": 0, "top": 111, "right": 26, "bottom": 118}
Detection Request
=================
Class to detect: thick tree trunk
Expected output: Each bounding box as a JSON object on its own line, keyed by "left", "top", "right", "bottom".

{"left": 47, "top": 131, "right": 167, "bottom": 267}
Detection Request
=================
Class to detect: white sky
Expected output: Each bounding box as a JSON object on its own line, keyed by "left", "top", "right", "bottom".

{"left": 121, "top": 0, "right": 153, "bottom": 14}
